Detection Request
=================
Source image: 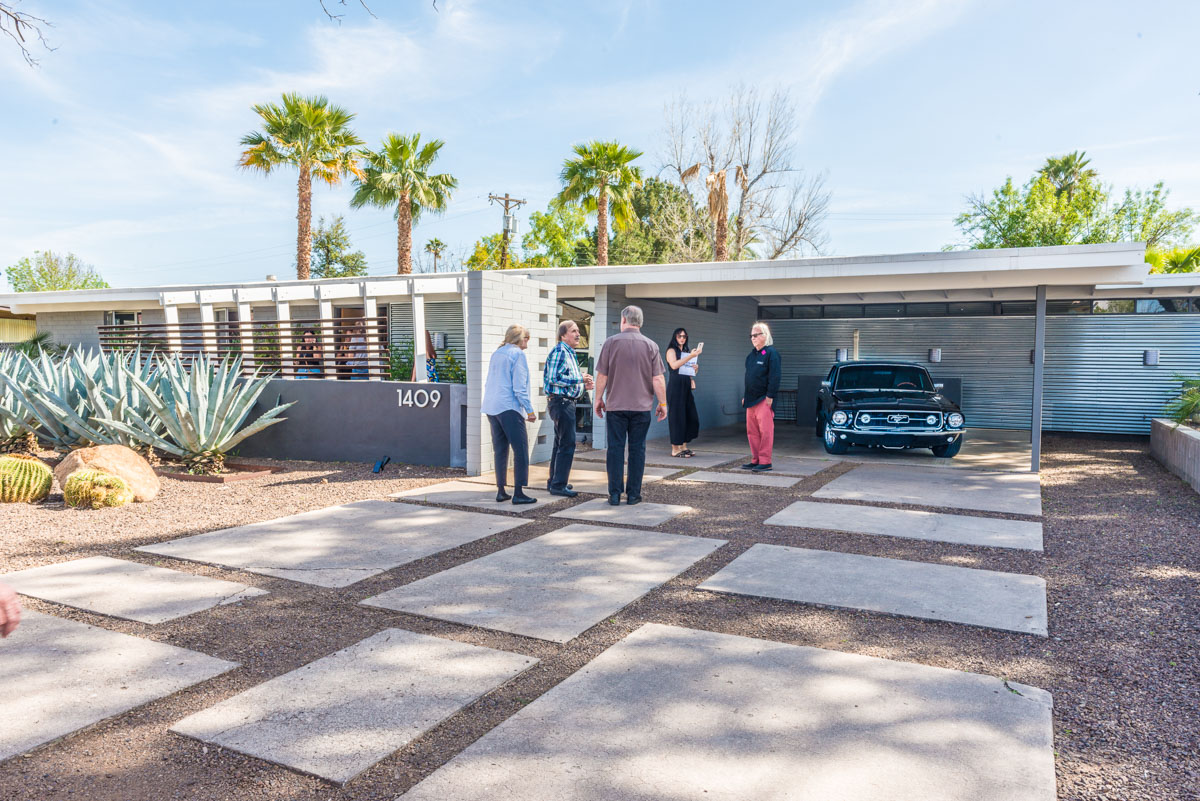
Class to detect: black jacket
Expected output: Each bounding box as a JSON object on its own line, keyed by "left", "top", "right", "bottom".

{"left": 743, "top": 345, "right": 781, "bottom": 408}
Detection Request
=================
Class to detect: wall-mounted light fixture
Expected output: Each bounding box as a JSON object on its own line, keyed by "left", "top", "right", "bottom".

{"left": 835, "top": 347, "right": 849, "bottom": 362}
{"left": 928, "top": 348, "right": 942, "bottom": 363}
{"left": 1144, "top": 349, "right": 1160, "bottom": 367}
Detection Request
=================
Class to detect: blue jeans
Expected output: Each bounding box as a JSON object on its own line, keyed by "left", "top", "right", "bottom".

{"left": 605, "top": 410, "right": 651, "bottom": 498}
{"left": 547, "top": 394, "right": 577, "bottom": 491}
{"left": 488, "top": 410, "right": 529, "bottom": 490}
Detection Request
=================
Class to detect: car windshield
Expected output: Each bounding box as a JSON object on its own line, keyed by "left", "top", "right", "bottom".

{"left": 835, "top": 365, "right": 933, "bottom": 392}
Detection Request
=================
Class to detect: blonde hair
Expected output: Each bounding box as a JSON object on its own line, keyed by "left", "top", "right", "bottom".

{"left": 752, "top": 321, "right": 774, "bottom": 347}
{"left": 557, "top": 320, "right": 578, "bottom": 342}
{"left": 503, "top": 324, "right": 530, "bottom": 346}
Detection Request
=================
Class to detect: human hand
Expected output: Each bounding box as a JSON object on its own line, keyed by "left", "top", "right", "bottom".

{"left": 656, "top": 403, "right": 668, "bottom": 422}
{"left": 765, "top": 397, "right": 774, "bottom": 408}
{"left": 526, "top": 412, "right": 537, "bottom": 423}
{"left": 694, "top": 343, "right": 703, "bottom": 355}
{"left": 594, "top": 399, "right": 605, "bottom": 419}
{"left": 691, "top": 379, "right": 696, "bottom": 390}
{"left": 0, "top": 583, "right": 21, "bottom": 638}
{"left": 583, "top": 375, "right": 595, "bottom": 390}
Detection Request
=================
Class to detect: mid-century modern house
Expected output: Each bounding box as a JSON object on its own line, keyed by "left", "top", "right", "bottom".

{"left": 2, "top": 243, "right": 1197, "bottom": 474}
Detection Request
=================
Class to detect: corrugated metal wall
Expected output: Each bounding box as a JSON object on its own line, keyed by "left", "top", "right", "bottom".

{"left": 388, "top": 300, "right": 466, "bottom": 371}
{"left": 766, "top": 314, "right": 1199, "bottom": 434}
{"left": 1044, "top": 315, "right": 1200, "bottom": 434}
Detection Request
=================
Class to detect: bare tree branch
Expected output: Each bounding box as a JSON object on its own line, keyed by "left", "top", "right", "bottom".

{"left": 1, "top": 1, "right": 54, "bottom": 67}
{"left": 319, "top": 0, "right": 378, "bottom": 23}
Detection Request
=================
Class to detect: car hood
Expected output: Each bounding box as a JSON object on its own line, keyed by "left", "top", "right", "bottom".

{"left": 831, "top": 389, "right": 960, "bottom": 413}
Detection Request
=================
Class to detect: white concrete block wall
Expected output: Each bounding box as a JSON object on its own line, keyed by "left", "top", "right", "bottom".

{"left": 466, "top": 271, "right": 557, "bottom": 476}
{"left": 36, "top": 310, "right": 105, "bottom": 351}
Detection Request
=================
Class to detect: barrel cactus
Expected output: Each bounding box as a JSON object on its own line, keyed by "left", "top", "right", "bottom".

{"left": 63, "top": 469, "right": 134, "bottom": 509}
{"left": 0, "top": 454, "right": 54, "bottom": 503}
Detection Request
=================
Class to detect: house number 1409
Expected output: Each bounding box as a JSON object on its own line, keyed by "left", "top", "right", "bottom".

{"left": 397, "top": 389, "right": 441, "bottom": 408}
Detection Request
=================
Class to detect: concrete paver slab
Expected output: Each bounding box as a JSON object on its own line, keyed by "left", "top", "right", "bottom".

{"left": 362, "top": 524, "right": 724, "bottom": 642}
{"left": 397, "top": 623, "right": 1056, "bottom": 801}
{"left": 726, "top": 455, "right": 840, "bottom": 476}
{"left": 814, "top": 465, "right": 1042, "bottom": 516}
{"left": 673, "top": 470, "right": 801, "bottom": 488}
{"left": 463, "top": 465, "right": 679, "bottom": 494}
{"left": 550, "top": 498, "right": 692, "bottom": 527}
{"left": 698, "top": 544, "right": 1047, "bottom": 635}
{"left": 765, "top": 501, "right": 1043, "bottom": 551}
{"left": 388, "top": 481, "right": 569, "bottom": 512}
{"left": 3, "top": 556, "right": 267, "bottom": 624}
{"left": 137, "top": 501, "right": 528, "bottom": 588}
{"left": 0, "top": 611, "right": 238, "bottom": 762}
{"left": 574, "top": 450, "right": 735, "bottom": 469}
{"left": 172, "top": 629, "right": 536, "bottom": 785}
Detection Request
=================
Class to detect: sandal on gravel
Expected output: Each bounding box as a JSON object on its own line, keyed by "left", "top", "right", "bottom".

{"left": 671, "top": 451, "right": 690, "bottom": 458}
{"left": 682, "top": 449, "right": 695, "bottom": 456}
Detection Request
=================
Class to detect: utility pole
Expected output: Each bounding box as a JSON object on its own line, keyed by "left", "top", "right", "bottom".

{"left": 488, "top": 192, "right": 526, "bottom": 270}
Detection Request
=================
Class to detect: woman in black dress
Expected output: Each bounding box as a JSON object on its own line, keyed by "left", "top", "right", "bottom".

{"left": 663, "top": 327, "right": 703, "bottom": 457}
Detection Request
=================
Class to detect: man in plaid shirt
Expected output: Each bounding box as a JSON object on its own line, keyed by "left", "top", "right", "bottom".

{"left": 543, "top": 319, "right": 594, "bottom": 496}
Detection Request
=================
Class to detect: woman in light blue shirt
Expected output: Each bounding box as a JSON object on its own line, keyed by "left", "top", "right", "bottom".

{"left": 482, "top": 323, "right": 538, "bottom": 505}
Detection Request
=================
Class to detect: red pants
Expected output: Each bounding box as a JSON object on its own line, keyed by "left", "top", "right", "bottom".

{"left": 746, "top": 400, "right": 775, "bottom": 464}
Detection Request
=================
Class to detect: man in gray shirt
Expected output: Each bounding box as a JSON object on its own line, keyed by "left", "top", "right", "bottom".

{"left": 593, "top": 305, "right": 668, "bottom": 505}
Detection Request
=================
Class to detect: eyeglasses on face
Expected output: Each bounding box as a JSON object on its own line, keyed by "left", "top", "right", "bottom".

{"left": 750, "top": 331, "right": 764, "bottom": 339}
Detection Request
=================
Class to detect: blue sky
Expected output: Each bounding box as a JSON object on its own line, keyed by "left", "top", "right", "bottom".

{"left": 2, "top": 0, "right": 1198, "bottom": 288}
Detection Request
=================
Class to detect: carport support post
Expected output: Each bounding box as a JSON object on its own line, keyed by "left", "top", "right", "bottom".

{"left": 363, "top": 295, "right": 381, "bottom": 381}
{"left": 163, "top": 303, "right": 181, "bottom": 354}
{"left": 1031, "top": 284, "right": 1047, "bottom": 472}
{"left": 411, "top": 289, "right": 427, "bottom": 381}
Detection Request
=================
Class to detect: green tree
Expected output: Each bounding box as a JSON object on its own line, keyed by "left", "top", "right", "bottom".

{"left": 308, "top": 215, "right": 367, "bottom": 278}
{"left": 1145, "top": 245, "right": 1200, "bottom": 274}
{"left": 424, "top": 238, "right": 447, "bottom": 272}
{"left": 238, "top": 93, "right": 365, "bottom": 281}
{"left": 557, "top": 140, "right": 643, "bottom": 266}
{"left": 351, "top": 133, "right": 457, "bottom": 275}
{"left": 609, "top": 178, "right": 709, "bottom": 264}
{"left": 466, "top": 234, "right": 524, "bottom": 270}
{"left": 1039, "top": 150, "right": 1098, "bottom": 202}
{"left": 1110, "top": 183, "right": 1198, "bottom": 250}
{"left": 4, "top": 251, "right": 109, "bottom": 292}
{"left": 521, "top": 203, "right": 590, "bottom": 268}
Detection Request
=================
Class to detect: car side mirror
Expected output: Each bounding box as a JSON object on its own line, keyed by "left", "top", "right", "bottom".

{"left": 934, "top": 383, "right": 944, "bottom": 391}
{"left": 820, "top": 380, "right": 831, "bottom": 389}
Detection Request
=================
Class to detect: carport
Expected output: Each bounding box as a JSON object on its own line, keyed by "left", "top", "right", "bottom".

{"left": 517, "top": 243, "right": 1160, "bottom": 473}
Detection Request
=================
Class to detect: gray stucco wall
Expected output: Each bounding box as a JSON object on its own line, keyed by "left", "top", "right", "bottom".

{"left": 36, "top": 310, "right": 105, "bottom": 351}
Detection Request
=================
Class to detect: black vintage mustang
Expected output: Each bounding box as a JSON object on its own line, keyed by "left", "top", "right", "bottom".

{"left": 815, "top": 361, "right": 966, "bottom": 457}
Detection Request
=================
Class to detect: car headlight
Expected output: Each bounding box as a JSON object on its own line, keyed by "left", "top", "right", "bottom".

{"left": 831, "top": 411, "right": 848, "bottom": 425}
{"left": 926, "top": 414, "right": 938, "bottom": 425}
{"left": 859, "top": 413, "right": 872, "bottom": 423}
{"left": 947, "top": 413, "right": 964, "bottom": 428}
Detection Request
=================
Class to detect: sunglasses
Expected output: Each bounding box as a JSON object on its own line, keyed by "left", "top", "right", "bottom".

{"left": 750, "top": 332, "right": 765, "bottom": 338}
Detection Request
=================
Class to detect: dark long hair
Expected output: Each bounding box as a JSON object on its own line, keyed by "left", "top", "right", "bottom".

{"left": 664, "top": 327, "right": 689, "bottom": 356}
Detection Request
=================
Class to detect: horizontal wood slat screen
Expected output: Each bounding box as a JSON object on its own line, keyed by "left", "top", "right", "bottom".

{"left": 97, "top": 317, "right": 391, "bottom": 379}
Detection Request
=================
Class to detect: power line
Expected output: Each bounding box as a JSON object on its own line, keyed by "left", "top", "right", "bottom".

{"left": 488, "top": 193, "right": 526, "bottom": 270}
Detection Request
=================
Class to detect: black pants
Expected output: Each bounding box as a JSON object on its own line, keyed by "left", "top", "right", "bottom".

{"left": 546, "top": 394, "right": 577, "bottom": 491}
{"left": 488, "top": 410, "right": 529, "bottom": 490}
{"left": 605, "top": 410, "right": 651, "bottom": 498}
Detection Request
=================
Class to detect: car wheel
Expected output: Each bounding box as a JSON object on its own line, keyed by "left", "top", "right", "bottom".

{"left": 931, "top": 436, "right": 963, "bottom": 458}
{"left": 823, "top": 423, "right": 849, "bottom": 454}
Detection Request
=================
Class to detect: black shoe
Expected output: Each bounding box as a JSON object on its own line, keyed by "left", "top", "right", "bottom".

{"left": 512, "top": 493, "right": 537, "bottom": 505}
{"left": 752, "top": 463, "right": 773, "bottom": 472}
{"left": 626, "top": 496, "right": 642, "bottom": 505}
{"left": 741, "top": 463, "right": 758, "bottom": 470}
{"left": 496, "top": 490, "right": 512, "bottom": 502}
{"left": 549, "top": 488, "right": 579, "bottom": 498}
{"left": 608, "top": 493, "right": 621, "bottom": 506}
{"left": 546, "top": 483, "right": 574, "bottom": 491}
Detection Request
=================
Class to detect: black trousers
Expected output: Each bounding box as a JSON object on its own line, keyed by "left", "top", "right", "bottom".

{"left": 605, "top": 410, "right": 651, "bottom": 498}
{"left": 488, "top": 410, "right": 529, "bottom": 490}
{"left": 546, "top": 394, "right": 577, "bottom": 491}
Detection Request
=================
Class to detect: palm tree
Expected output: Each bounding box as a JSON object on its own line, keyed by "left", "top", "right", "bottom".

{"left": 238, "top": 93, "right": 364, "bottom": 280}
{"left": 680, "top": 163, "right": 748, "bottom": 261}
{"left": 1040, "top": 151, "right": 1098, "bottom": 202}
{"left": 351, "top": 134, "right": 457, "bottom": 275}
{"left": 1145, "top": 245, "right": 1200, "bottom": 274}
{"left": 557, "top": 141, "right": 643, "bottom": 266}
{"left": 424, "top": 238, "right": 447, "bottom": 272}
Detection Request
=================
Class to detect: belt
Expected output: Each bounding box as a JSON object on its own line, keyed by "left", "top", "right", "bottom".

{"left": 548, "top": 392, "right": 579, "bottom": 400}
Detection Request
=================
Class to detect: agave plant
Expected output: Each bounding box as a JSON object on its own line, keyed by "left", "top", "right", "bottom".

{"left": 104, "top": 353, "right": 294, "bottom": 474}
{"left": 0, "top": 351, "right": 37, "bottom": 452}
{"left": 0, "top": 348, "right": 102, "bottom": 450}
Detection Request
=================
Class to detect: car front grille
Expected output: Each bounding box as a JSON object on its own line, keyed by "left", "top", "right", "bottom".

{"left": 852, "top": 410, "right": 943, "bottom": 432}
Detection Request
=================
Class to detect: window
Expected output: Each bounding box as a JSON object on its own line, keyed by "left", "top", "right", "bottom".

{"left": 792, "top": 305, "right": 821, "bottom": 318}
{"left": 948, "top": 302, "right": 996, "bottom": 316}
{"left": 823, "top": 304, "right": 864, "bottom": 318}
{"left": 214, "top": 308, "right": 239, "bottom": 323}
{"left": 758, "top": 306, "right": 791, "bottom": 319}
{"left": 905, "top": 303, "right": 949, "bottom": 317}
{"left": 103, "top": 311, "right": 140, "bottom": 326}
{"left": 657, "top": 297, "right": 719, "bottom": 313}
{"left": 864, "top": 304, "right": 905, "bottom": 318}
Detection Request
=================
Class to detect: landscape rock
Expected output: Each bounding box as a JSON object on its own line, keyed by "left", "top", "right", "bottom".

{"left": 55, "top": 444, "right": 160, "bottom": 502}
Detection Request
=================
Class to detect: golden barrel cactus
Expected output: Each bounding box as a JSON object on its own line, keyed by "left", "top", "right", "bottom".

{"left": 0, "top": 454, "right": 53, "bottom": 503}
{"left": 63, "top": 469, "right": 134, "bottom": 509}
